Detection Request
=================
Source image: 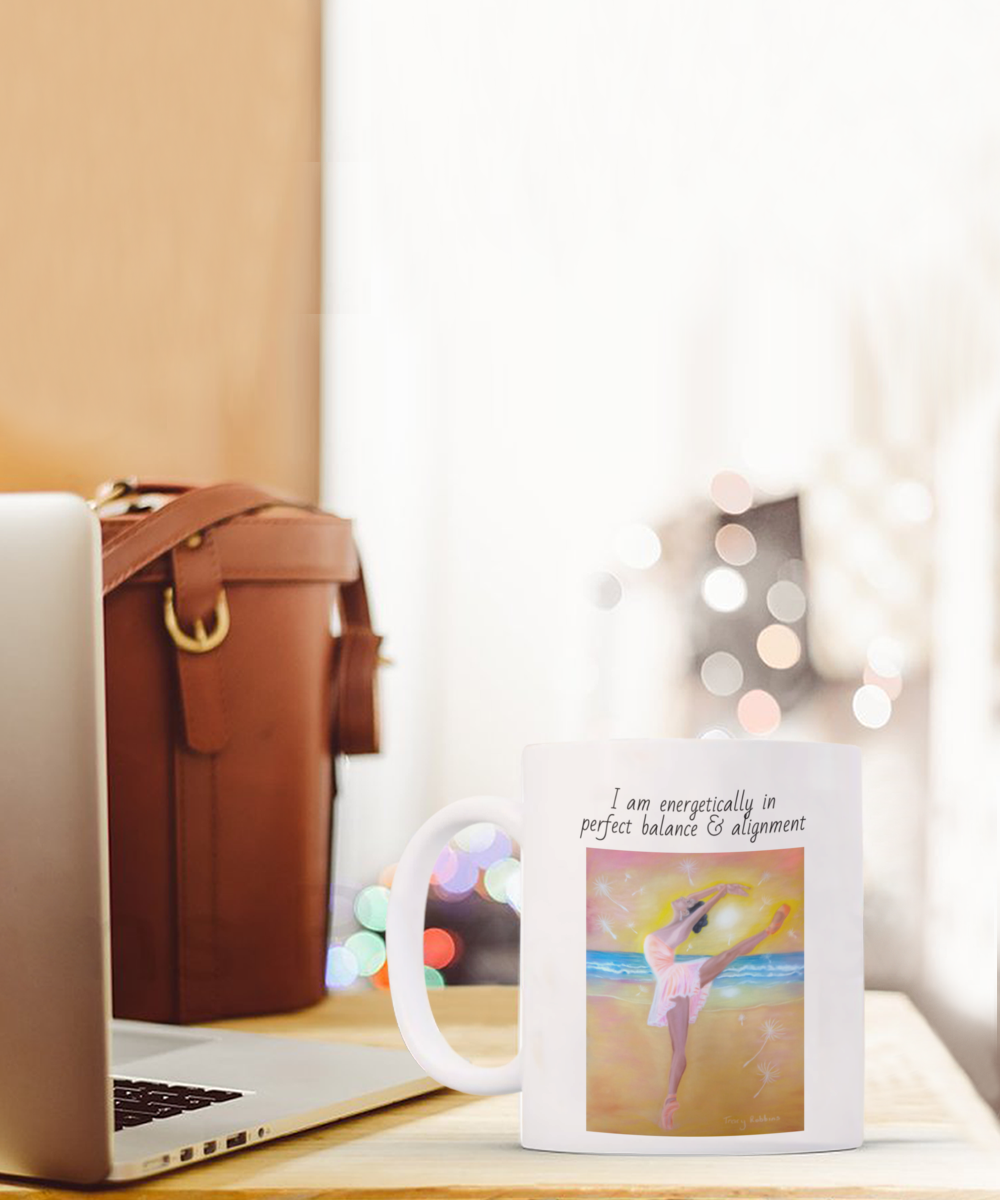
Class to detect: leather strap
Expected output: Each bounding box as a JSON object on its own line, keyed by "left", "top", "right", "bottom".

{"left": 170, "top": 530, "right": 230, "bottom": 754}
{"left": 331, "top": 569, "right": 382, "bottom": 756}
{"left": 102, "top": 482, "right": 300, "bottom": 596}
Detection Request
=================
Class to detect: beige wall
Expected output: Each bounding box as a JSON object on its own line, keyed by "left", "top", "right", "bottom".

{"left": 0, "top": 0, "right": 321, "bottom": 500}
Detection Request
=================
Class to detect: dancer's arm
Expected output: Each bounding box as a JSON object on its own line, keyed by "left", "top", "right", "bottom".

{"left": 687, "top": 884, "right": 729, "bottom": 901}
{"left": 672, "top": 883, "right": 725, "bottom": 916}
{"left": 682, "top": 882, "right": 748, "bottom": 904}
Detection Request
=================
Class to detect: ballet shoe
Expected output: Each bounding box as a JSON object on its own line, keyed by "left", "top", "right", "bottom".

{"left": 767, "top": 903, "right": 791, "bottom": 935}
{"left": 659, "top": 1095, "right": 680, "bottom": 1131}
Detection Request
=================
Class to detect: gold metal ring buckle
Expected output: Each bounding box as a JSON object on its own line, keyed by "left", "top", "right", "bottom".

{"left": 88, "top": 476, "right": 139, "bottom": 511}
{"left": 163, "top": 586, "right": 230, "bottom": 654}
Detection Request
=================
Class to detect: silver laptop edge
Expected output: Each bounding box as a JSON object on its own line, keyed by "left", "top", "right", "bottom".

{"left": 0, "top": 494, "right": 433, "bottom": 1185}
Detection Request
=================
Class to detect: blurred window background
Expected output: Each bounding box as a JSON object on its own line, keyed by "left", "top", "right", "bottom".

{"left": 323, "top": 1, "right": 999, "bottom": 1109}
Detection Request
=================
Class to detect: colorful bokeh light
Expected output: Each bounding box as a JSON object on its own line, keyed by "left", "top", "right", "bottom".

{"left": 756, "top": 623, "right": 802, "bottom": 669}
{"left": 346, "top": 930, "right": 387, "bottom": 977}
{"left": 454, "top": 823, "right": 496, "bottom": 852}
{"left": 431, "top": 844, "right": 459, "bottom": 885}
{"left": 484, "top": 856, "right": 521, "bottom": 905}
{"left": 468, "top": 828, "right": 513, "bottom": 870}
{"left": 423, "top": 927, "right": 457, "bottom": 969}
{"left": 424, "top": 966, "right": 446, "bottom": 989}
{"left": 766, "top": 580, "right": 807, "bottom": 623}
{"left": 737, "top": 689, "right": 782, "bottom": 736}
{"left": 853, "top": 684, "right": 892, "bottom": 729}
{"left": 437, "top": 853, "right": 479, "bottom": 897}
{"left": 709, "top": 470, "right": 753, "bottom": 515}
{"left": 354, "top": 884, "right": 390, "bottom": 931}
{"left": 715, "top": 523, "right": 757, "bottom": 566}
{"left": 700, "top": 650, "right": 744, "bottom": 696}
{"left": 701, "top": 566, "right": 748, "bottom": 613}
{"left": 326, "top": 944, "right": 359, "bottom": 989}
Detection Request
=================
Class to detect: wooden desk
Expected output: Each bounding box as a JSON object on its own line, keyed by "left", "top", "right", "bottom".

{"left": 4, "top": 988, "right": 998, "bottom": 1198}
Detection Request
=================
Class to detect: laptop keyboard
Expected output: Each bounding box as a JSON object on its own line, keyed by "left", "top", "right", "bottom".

{"left": 113, "top": 1077, "right": 244, "bottom": 1132}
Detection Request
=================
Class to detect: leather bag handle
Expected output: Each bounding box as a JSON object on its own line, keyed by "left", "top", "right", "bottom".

{"left": 97, "top": 481, "right": 382, "bottom": 756}
{"left": 101, "top": 482, "right": 299, "bottom": 596}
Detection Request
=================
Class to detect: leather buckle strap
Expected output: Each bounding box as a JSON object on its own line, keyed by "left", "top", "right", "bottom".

{"left": 169, "top": 529, "right": 230, "bottom": 754}
{"left": 163, "top": 586, "right": 230, "bottom": 654}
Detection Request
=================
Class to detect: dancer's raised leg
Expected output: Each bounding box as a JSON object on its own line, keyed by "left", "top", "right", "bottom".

{"left": 697, "top": 904, "right": 791, "bottom": 987}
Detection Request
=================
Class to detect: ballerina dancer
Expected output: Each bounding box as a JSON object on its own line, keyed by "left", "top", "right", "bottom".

{"left": 643, "top": 882, "right": 790, "bottom": 1131}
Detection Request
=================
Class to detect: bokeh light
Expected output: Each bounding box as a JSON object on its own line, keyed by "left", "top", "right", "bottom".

{"left": 431, "top": 844, "right": 459, "bottom": 885}
{"left": 437, "top": 853, "right": 479, "bottom": 897}
{"left": 326, "top": 944, "right": 359, "bottom": 989}
{"left": 423, "top": 928, "right": 457, "bottom": 969}
{"left": 700, "top": 650, "right": 744, "bottom": 696}
{"left": 345, "top": 930, "right": 386, "bottom": 977}
{"left": 484, "top": 856, "right": 521, "bottom": 904}
{"left": 756, "top": 624, "right": 802, "bottom": 669}
{"left": 701, "top": 566, "right": 748, "bottom": 613}
{"left": 585, "top": 570, "right": 623, "bottom": 610}
{"left": 371, "top": 961, "right": 390, "bottom": 991}
{"left": 468, "top": 828, "right": 513, "bottom": 870}
{"left": 853, "top": 684, "right": 892, "bottom": 729}
{"left": 737, "top": 689, "right": 782, "bottom": 735}
{"left": 455, "top": 823, "right": 496, "bottom": 852}
{"left": 715, "top": 523, "right": 757, "bottom": 566}
{"left": 863, "top": 664, "right": 903, "bottom": 700}
{"left": 504, "top": 865, "right": 522, "bottom": 912}
{"left": 766, "top": 580, "right": 807, "bottom": 623}
{"left": 614, "top": 523, "right": 662, "bottom": 570}
{"left": 709, "top": 470, "right": 753, "bottom": 515}
{"left": 866, "top": 636, "right": 904, "bottom": 678}
{"left": 354, "top": 884, "right": 390, "bottom": 931}
{"left": 378, "top": 862, "right": 398, "bottom": 888}
{"left": 424, "top": 966, "right": 446, "bottom": 989}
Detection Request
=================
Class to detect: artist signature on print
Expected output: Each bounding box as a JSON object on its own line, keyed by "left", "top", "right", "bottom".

{"left": 723, "top": 1114, "right": 781, "bottom": 1132}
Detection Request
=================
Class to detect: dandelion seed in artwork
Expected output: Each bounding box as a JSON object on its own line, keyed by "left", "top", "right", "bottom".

{"left": 758, "top": 872, "right": 771, "bottom": 886}
{"left": 627, "top": 922, "right": 637, "bottom": 932}
{"left": 743, "top": 1018, "right": 785, "bottom": 1067}
{"left": 753, "top": 1060, "right": 781, "bottom": 1098}
{"left": 597, "top": 915, "right": 618, "bottom": 940}
{"left": 738, "top": 1013, "right": 745, "bottom": 1026}
{"left": 624, "top": 872, "right": 631, "bottom": 880}
{"left": 789, "top": 929, "right": 799, "bottom": 940}
{"left": 757, "top": 893, "right": 773, "bottom": 911}
{"left": 631, "top": 885, "right": 644, "bottom": 896}
{"left": 592, "top": 875, "right": 629, "bottom": 911}
{"left": 677, "top": 858, "right": 696, "bottom": 886}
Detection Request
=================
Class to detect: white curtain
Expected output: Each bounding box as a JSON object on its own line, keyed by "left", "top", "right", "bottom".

{"left": 323, "top": 0, "right": 999, "bottom": 1102}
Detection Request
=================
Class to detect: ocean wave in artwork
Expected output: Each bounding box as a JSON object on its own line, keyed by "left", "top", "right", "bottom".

{"left": 586, "top": 950, "right": 804, "bottom": 985}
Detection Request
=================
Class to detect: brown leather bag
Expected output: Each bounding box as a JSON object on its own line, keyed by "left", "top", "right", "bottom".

{"left": 96, "top": 480, "right": 381, "bottom": 1023}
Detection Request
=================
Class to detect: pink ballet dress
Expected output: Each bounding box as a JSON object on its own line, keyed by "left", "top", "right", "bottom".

{"left": 643, "top": 933, "right": 713, "bottom": 1026}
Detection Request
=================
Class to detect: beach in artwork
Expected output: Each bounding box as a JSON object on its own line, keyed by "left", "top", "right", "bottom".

{"left": 586, "top": 846, "right": 805, "bottom": 1137}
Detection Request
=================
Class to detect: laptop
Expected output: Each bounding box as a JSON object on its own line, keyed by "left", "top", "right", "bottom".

{"left": 0, "top": 492, "right": 434, "bottom": 1184}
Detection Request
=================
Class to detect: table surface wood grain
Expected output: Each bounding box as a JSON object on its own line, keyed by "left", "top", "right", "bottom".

{"left": 4, "top": 987, "right": 998, "bottom": 1199}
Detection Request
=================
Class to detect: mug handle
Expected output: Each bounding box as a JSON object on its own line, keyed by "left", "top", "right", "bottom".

{"left": 386, "top": 794, "right": 523, "bottom": 1094}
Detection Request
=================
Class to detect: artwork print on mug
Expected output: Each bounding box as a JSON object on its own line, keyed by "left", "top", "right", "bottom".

{"left": 387, "top": 740, "right": 862, "bottom": 1155}
{"left": 586, "top": 845, "right": 805, "bottom": 1137}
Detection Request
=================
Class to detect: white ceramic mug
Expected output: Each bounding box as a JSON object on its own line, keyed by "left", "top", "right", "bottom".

{"left": 387, "top": 739, "right": 863, "bottom": 1154}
